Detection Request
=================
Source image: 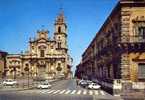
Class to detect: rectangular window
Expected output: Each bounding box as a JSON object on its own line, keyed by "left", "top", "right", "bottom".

{"left": 58, "top": 42, "right": 61, "bottom": 48}
{"left": 138, "top": 27, "right": 145, "bottom": 39}
{"left": 40, "top": 50, "right": 45, "bottom": 57}
{"left": 138, "top": 63, "right": 145, "bottom": 79}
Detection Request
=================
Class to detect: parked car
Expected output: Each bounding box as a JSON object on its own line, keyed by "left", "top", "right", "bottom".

{"left": 87, "top": 83, "right": 101, "bottom": 90}
{"left": 79, "top": 80, "right": 88, "bottom": 88}
{"left": 3, "top": 79, "right": 17, "bottom": 86}
{"left": 46, "top": 76, "right": 53, "bottom": 80}
{"left": 78, "top": 79, "right": 85, "bottom": 85}
{"left": 37, "top": 82, "right": 52, "bottom": 89}
{"left": 86, "top": 80, "right": 93, "bottom": 84}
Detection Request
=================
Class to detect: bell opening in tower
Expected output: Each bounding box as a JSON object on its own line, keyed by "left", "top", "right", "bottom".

{"left": 58, "top": 26, "right": 61, "bottom": 33}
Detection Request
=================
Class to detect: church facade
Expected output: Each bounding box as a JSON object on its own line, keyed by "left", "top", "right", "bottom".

{"left": 6, "top": 12, "right": 72, "bottom": 79}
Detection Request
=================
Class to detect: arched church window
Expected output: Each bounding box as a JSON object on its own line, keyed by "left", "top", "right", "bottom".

{"left": 58, "top": 27, "right": 61, "bottom": 33}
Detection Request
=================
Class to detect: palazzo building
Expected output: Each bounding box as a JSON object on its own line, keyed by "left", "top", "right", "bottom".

{"left": 6, "top": 11, "right": 72, "bottom": 79}
{"left": 76, "top": 0, "right": 145, "bottom": 95}
{"left": 0, "top": 50, "right": 7, "bottom": 79}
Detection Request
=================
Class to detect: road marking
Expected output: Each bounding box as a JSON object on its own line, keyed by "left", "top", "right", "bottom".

{"left": 76, "top": 90, "right": 81, "bottom": 95}
{"left": 83, "top": 90, "right": 87, "bottom": 95}
{"left": 59, "top": 90, "right": 66, "bottom": 94}
{"left": 41, "top": 90, "right": 47, "bottom": 94}
{"left": 64, "top": 90, "right": 71, "bottom": 94}
{"left": 52, "top": 90, "right": 61, "bottom": 94}
{"left": 70, "top": 90, "right": 76, "bottom": 94}
{"left": 20, "top": 89, "right": 106, "bottom": 96}
{"left": 47, "top": 90, "right": 55, "bottom": 94}
{"left": 94, "top": 91, "right": 99, "bottom": 95}
{"left": 100, "top": 91, "right": 105, "bottom": 95}
{"left": 45, "top": 90, "right": 51, "bottom": 93}
{"left": 89, "top": 90, "right": 93, "bottom": 95}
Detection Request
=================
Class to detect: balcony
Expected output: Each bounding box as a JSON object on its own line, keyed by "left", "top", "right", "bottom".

{"left": 120, "top": 35, "right": 145, "bottom": 43}
{"left": 129, "top": 35, "right": 145, "bottom": 43}
{"left": 118, "top": 35, "right": 145, "bottom": 52}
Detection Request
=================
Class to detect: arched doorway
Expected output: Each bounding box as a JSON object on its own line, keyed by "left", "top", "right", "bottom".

{"left": 37, "top": 63, "right": 46, "bottom": 78}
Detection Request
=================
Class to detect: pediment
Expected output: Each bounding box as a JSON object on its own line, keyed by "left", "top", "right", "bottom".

{"left": 36, "top": 38, "right": 48, "bottom": 43}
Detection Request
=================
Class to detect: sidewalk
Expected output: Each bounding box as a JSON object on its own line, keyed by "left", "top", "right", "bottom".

{"left": 121, "top": 91, "right": 145, "bottom": 100}
{"left": 0, "top": 85, "right": 34, "bottom": 92}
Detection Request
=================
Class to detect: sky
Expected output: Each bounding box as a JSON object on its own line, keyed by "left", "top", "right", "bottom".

{"left": 0, "top": 0, "right": 118, "bottom": 73}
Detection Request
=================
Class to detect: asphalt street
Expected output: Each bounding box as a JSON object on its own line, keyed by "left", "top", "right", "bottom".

{"left": 0, "top": 79, "right": 122, "bottom": 100}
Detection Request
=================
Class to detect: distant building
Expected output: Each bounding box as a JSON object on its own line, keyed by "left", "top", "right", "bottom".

{"left": 6, "top": 11, "right": 72, "bottom": 79}
{"left": 76, "top": 0, "right": 145, "bottom": 95}
{"left": 0, "top": 50, "right": 7, "bottom": 78}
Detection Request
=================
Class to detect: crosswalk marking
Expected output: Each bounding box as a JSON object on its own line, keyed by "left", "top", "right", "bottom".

{"left": 76, "top": 90, "right": 81, "bottom": 95}
{"left": 83, "top": 90, "right": 87, "bottom": 95}
{"left": 70, "top": 90, "right": 76, "bottom": 94}
{"left": 100, "top": 91, "right": 105, "bottom": 95}
{"left": 64, "top": 90, "right": 71, "bottom": 94}
{"left": 94, "top": 91, "right": 98, "bottom": 95}
{"left": 47, "top": 90, "right": 55, "bottom": 94}
{"left": 52, "top": 90, "right": 60, "bottom": 94}
{"left": 89, "top": 90, "right": 93, "bottom": 95}
{"left": 59, "top": 90, "right": 66, "bottom": 94}
{"left": 41, "top": 90, "right": 48, "bottom": 94}
{"left": 20, "top": 89, "right": 106, "bottom": 96}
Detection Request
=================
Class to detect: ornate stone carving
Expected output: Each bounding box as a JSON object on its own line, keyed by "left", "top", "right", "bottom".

{"left": 132, "top": 16, "right": 145, "bottom": 23}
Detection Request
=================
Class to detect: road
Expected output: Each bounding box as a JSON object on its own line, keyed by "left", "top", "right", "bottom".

{"left": 0, "top": 79, "right": 122, "bottom": 100}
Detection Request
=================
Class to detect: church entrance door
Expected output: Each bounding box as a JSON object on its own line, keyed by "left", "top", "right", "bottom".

{"left": 38, "top": 65, "right": 46, "bottom": 78}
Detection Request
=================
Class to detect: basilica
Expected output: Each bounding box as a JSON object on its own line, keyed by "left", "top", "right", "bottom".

{"left": 6, "top": 11, "right": 72, "bottom": 79}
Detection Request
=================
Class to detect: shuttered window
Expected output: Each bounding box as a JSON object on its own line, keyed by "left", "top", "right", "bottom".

{"left": 138, "top": 63, "right": 145, "bottom": 79}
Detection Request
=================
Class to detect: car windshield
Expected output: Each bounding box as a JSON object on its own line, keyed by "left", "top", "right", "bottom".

{"left": 41, "top": 82, "right": 49, "bottom": 85}
{"left": 93, "top": 84, "right": 96, "bottom": 86}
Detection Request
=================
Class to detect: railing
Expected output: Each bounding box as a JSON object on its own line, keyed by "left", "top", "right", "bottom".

{"left": 121, "top": 35, "right": 145, "bottom": 43}
{"left": 129, "top": 35, "right": 145, "bottom": 43}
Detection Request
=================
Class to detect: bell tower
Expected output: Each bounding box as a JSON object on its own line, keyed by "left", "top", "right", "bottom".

{"left": 54, "top": 10, "right": 68, "bottom": 52}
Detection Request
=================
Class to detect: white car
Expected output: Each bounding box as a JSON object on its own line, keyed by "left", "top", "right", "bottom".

{"left": 87, "top": 83, "right": 101, "bottom": 90}
{"left": 37, "top": 82, "right": 52, "bottom": 89}
{"left": 46, "top": 76, "right": 53, "bottom": 80}
{"left": 3, "top": 79, "right": 17, "bottom": 86}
